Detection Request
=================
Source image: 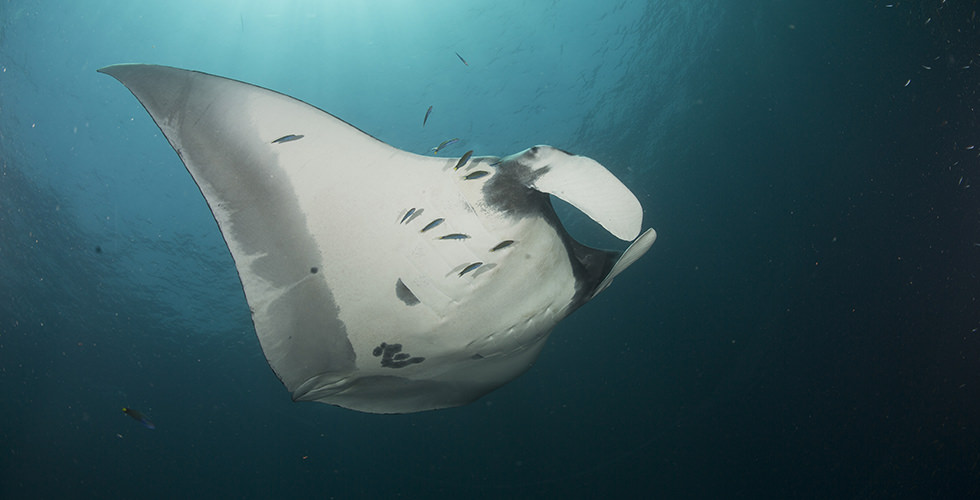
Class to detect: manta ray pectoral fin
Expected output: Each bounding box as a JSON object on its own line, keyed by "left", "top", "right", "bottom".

{"left": 507, "top": 145, "right": 644, "bottom": 241}
{"left": 590, "top": 228, "right": 657, "bottom": 298}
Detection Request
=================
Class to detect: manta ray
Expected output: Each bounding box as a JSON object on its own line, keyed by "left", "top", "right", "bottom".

{"left": 100, "top": 64, "right": 657, "bottom": 414}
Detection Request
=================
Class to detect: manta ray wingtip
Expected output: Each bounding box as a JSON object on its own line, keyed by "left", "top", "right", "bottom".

{"left": 97, "top": 62, "right": 142, "bottom": 76}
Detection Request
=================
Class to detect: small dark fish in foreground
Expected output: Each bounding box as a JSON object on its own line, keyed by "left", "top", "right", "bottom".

{"left": 272, "top": 134, "right": 304, "bottom": 144}
{"left": 431, "top": 138, "right": 459, "bottom": 154}
{"left": 455, "top": 52, "right": 468, "bottom": 66}
{"left": 490, "top": 240, "right": 514, "bottom": 252}
{"left": 464, "top": 170, "right": 489, "bottom": 180}
{"left": 421, "top": 218, "right": 445, "bottom": 232}
{"left": 423, "top": 105, "right": 433, "bottom": 127}
{"left": 454, "top": 150, "right": 474, "bottom": 171}
{"left": 122, "top": 407, "right": 155, "bottom": 429}
{"left": 459, "top": 262, "right": 482, "bottom": 276}
{"left": 400, "top": 207, "right": 417, "bottom": 224}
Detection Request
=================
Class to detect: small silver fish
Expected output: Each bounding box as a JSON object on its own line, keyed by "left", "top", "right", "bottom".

{"left": 455, "top": 52, "right": 469, "bottom": 66}
{"left": 400, "top": 208, "right": 416, "bottom": 223}
{"left": 439, "top": 233, "right": 470, "bottom": 240}
{"left": 458, "top": 262, "right": 482, "bottom": 276}
{"left": 490, "top": 240, "right": 514, "bottom": 252}
{"left": 454, "top": 150, "right": 474, "bottom": 171}
{"left": 423, "top": 105, "right": 433, "bottom": 127}
{"left": 464, "top": 170, "right": 489, "bottom": 180}
{"left": 421, "top": 218, "right": 445, "bottom": 232}
{"left": 431, "top": 138, "right": 459, "bottom": 155}
{"left": 122, "top": 407, "right": 155, "bottom": 429}
{"left": 272, "top": 134, "right": 304, "bottom": 144}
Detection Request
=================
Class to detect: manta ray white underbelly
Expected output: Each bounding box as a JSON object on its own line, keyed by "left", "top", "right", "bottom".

{"left": 100, "top": 64, "right": 656, "bottom": 414}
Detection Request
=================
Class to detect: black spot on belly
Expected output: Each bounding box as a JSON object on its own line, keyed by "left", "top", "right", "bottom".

{"left": 372, "top": 342, "right": 425, "bottom": 368}
{"left": 395, "top": 279, "right": 420, "bottom": 306}
{"left": 310, "top": 267, "right": 318, "bottom": 274}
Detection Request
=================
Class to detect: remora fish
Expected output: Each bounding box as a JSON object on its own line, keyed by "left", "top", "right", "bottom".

{"left": 454, "top": 150, "right": 474, "bottom": 171}
{"left": 431, "top": 138, "right": 459, "bottom": 155}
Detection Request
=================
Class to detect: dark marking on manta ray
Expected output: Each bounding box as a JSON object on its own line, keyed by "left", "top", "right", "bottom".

{"left": 471, "top": 353, "right": 485, "bottom": 360}
{"left": 310, "top": 267, "right": 318, "bottom": 274}
{"left": 490, "top": 240, "right": 514, "bottom": 251}
{"left": 459, "top": 262, "right": 483, "bottom": 277}
{"left": 420, "top": 218, "right": 444, "bottom": 232}
{"left": 464, "top": 170, "right": 489, "bottom": 180}
{"left": 481, "top": 157, "right": 551, "bottom": 219}
{"left": 395, "top": 278, "right": 420, "bottom": 306}
{"left": 94, "top": 246, "right": 103, "bottom": 254}
{"left": 372, "top": 342, "right": 425, "bottom": 368}
{"left": 439, "top": 233, "right": 470, "bottom": 240}
{"left": 272, "top": 134, "right": 304, "bottom": 144}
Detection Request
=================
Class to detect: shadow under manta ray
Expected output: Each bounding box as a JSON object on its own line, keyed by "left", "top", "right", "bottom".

{"left": 99, "top": 64, "right": 657, "bottom": 414}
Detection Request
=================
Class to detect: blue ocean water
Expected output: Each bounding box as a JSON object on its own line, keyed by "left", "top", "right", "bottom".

{"left": 1, "top": 0, "right": 978, "bottom": 498}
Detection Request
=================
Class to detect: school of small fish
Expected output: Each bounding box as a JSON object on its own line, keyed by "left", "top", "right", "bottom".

{"left": 423, "top": 51, "right": 471, "bottom": 161}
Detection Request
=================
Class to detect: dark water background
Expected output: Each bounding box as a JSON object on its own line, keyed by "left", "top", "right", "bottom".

{"left": 1, "top": 1, "right": 978, "bottom": 498}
